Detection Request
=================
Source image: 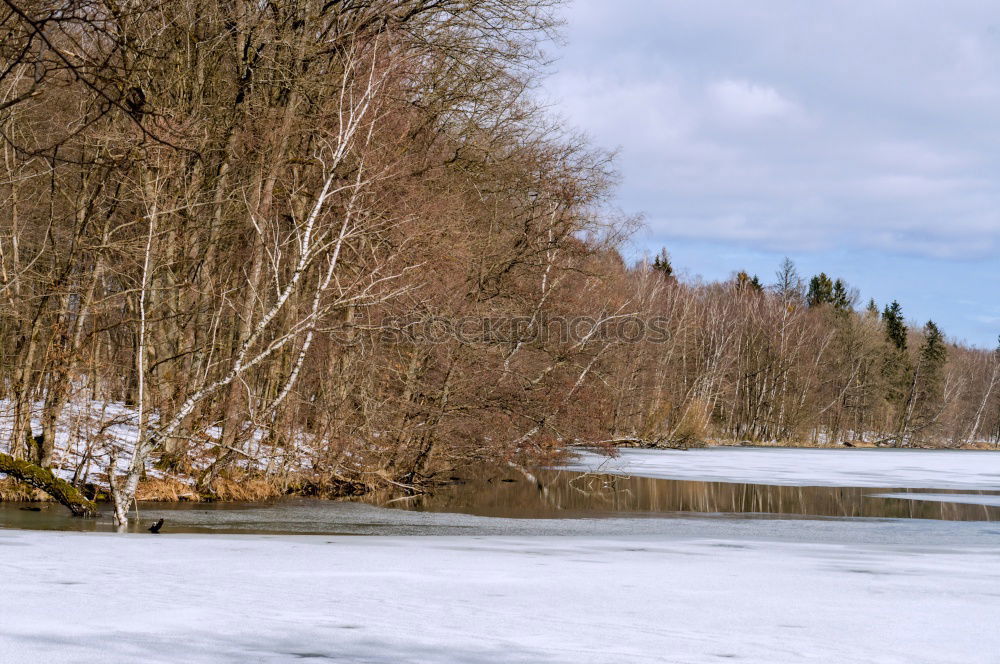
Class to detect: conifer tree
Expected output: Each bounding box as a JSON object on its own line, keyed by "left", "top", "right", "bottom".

{"left": 735, "top": 271, "right": 763, "bottom": 293}
{"left": 920, "top": 321, "right": 947, "bottom": 368}
{"left": 879, "top": 300, "right": 912, "bottom": 443}
{"left": 832, "top": 279, "right": 852, "bottom": 312}
{"left": 904, "top": 321, "right": 948, "bottom": 441}
{"left": 651, "top": 248, "right": 674, "bottom": 280}
{"left": 882, "top": 301, "right": 907, "bottom": 351}
{"left": 806, "top": 273, "right": 834, "bottom": 307}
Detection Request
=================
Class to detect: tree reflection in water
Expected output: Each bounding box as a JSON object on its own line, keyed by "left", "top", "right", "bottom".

{"left": 377, "top": 468, "right": 1000, "bottom": 522}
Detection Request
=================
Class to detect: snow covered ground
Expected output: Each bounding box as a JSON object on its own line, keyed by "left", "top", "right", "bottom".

{"left": 2, "top": 529, "right": 998, "bottom": 664}
{"left": 559, "top": 447, "right": 1000, "bottom": 489}
{"left": 0, "top": 396, "right": 318, "bottom": 485}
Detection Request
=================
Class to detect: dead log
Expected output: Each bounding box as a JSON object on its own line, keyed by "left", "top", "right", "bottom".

{"left": 0, "top": 453, "right": 98, "bottom": 517}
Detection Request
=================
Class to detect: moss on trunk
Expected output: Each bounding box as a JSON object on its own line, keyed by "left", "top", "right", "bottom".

{"left": 0, "top": 453, "right": 97, "bottom": 517}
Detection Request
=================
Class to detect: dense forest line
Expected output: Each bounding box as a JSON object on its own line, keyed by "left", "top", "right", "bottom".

{"left": 1, "top": 0, "right": 998, "bottom": 522}
{"left": 605, "top": 256, "right": 1000, "bottom": 452}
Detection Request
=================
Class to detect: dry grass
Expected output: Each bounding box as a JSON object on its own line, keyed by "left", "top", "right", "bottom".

{"left": 211, "top": 477, "right": 286, "bottom": 501}
{"left": 134, "top": 477, "right": 199, "bottom": 502}
{"left": 0, "top": 470, "right": 371, "bottom": 505}
{"left": 0, "top": 478, "right": 52, "bottom": 502}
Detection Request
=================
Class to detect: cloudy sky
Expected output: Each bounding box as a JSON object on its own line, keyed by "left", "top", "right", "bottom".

{"left": 548, "top": 0, "right": 1000, "bottom": 347}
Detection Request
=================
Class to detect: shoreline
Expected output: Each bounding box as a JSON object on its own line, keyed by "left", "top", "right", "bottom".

{"left": 3, "top": 442, "right": 999, "bottom": 508}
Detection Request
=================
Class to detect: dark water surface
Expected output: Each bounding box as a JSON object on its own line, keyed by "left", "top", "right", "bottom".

{"left": 2, "top": 466, "right": 998, "bottom": 535}
{"left": 388, "top": 469, "right": 1000, "bottom": 521}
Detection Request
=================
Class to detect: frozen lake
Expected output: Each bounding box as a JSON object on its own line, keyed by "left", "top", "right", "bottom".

{"left": 3, "top": 529, "right": 999, "bottom": 663}
{"left": 558, "top": 446, "right": 1000, "bottom": 489}
{"left": 3, "top": 446, "right": 999, "bottom": 662}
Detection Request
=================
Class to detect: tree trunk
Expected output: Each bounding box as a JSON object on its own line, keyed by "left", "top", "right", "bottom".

{"left": 0, "top": 453, "right": 97, "bottom": 517}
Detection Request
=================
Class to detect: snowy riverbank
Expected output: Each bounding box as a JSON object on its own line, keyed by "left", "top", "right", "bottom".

{"left": 559, "top": 446, "right": 1000, "bottom": 490}
{"left": 3, "top": 529, "right": 998, "bottom": 663}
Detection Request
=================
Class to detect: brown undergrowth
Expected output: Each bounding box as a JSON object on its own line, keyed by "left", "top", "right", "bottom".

{"left": 0, "top": 478, "right": 49, "bottom": 502}
{"left": 1, "top": 471, "right": 378, "bottom": 505}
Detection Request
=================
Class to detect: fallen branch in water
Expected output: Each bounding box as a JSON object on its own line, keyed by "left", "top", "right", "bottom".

{"left": 0, "top": 453, "right": 98, "bottom": 517}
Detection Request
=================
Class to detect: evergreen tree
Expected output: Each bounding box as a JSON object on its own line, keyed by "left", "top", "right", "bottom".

{"left": 806, "top": 273, "right": 834, "bottom": 307}
{"left": 879, "top": 300, "right": 911, "bottom": 442}
{"left": 919, "top": 320, "right": 946, "bottom": 368}
{"left": 906, "top": 321, "right": 949, "bottom": 439}
{"left": 831, "top": 279, "right": 852, "bottom": 312}
{"left": 651, "top": 248, "right": 674, "bottom": 280}
{"left": 806, "top": 273, "right": 852, "bottom": 311}
{"left": 865, "top": 298, "right": 879, "bottom": 317}
{"left": 882, "top": 301, "right": 907, "bottom": 351}
{"left": 735, "top": 271, "right": 763, "bottom": 293}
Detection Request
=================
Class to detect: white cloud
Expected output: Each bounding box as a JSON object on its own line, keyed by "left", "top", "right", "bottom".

{"left": 549, "top": 0, "right": 1000, "bottom": 259}
{"left": 548, "top": 0, "right": 1000, "bottom": 343}
{"left": 858, "top": 174, "right": 972, "bottom": 198}
{"left": 707, "top": 79, "right": 800, "bottom": 124}
{"left": 866, "top": 141, "right": 971, "bottom": 173}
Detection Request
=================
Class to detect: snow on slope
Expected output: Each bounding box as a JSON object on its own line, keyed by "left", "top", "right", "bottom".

{"left": 0, "top": 396, "right": 318, "bottom": 484}
{"left": 559, "top": 447, "right": 1000, "bottom": 490}
{"left": 1, "top": 530, "right": 998, "bottom": 663}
